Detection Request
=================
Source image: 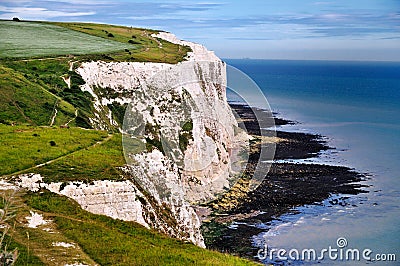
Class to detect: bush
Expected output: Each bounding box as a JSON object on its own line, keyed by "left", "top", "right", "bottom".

{"left": 49, "top": 140, "right": 56, "bottom": 146}
{"left": 181, "top": 120, "right": 193, "bottom": 132}
{"left": 107, "top": 33, "right": 114, "bottom": 37}
{"left": 107, "top": 102, "right": 127, "bottom": 126}
{"left": 75, "top": 115, "right": 92, "bottom": 129}
{"left": 179, "top": 133, "right": 190, "bottom": 152}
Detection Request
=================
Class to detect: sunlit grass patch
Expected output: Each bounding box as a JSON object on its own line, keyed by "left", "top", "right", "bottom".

{"left": 34, "top": 133, "right": 129, "bottom": 183}
{"left": 0, "top": 125, "right": 108, "bottom": 176}
{"left": 0, "top": 21, "right": 129, "bottom": 59}
{"left": 49, "top": 21, "right": 191, "bottom": 63}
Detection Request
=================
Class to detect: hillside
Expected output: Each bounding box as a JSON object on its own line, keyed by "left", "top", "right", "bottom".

{"left": 0, "top": 20, "right": 257, "bottom": 265}
{"left": 0, "top": 20, "right": 191, "bottom": 128}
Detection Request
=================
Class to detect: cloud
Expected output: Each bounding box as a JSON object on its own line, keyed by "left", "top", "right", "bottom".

{"left": 0, "top": 1, "right": 225, "bottom": 22}
{"left": 313, "top": 1, "right": 334, "bottom": 5}
{"left": 226, "top": 37, "right": 276, "bottom": 41}
{"left": 112, "top": 2, "right": 224, "bottom": 18}
{"left": 0, "top": 6, "right": 95, "bottom": 19}
{"left": 0, "top": 0, "right": 398, "bottom": 42}
{"left": 1, "top": 0, "right": 110, "bottom": 4}
{"left": 122, "top": 11, "right": 399, "bottom": 39}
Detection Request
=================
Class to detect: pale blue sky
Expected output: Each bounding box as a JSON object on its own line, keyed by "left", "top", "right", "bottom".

{"left": 1, "top": 0, "right": 399, "bottom": 61}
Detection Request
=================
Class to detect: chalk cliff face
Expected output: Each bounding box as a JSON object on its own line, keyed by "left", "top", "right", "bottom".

{"left": 23, "top": 33, "right": 247, "bottom": 247}
{"left": 16, "top": 173, "right": 204, "bottom": 246}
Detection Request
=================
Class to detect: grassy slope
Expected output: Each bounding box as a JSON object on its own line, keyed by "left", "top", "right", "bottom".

{"left": 0, "top": 125, "right": 108, "bottom": 176}
{"left": 0, "top": 20, "right": 191, "bottom": 127}
{"left": 32, "top": 133, "right": 128, "bottom": 183}
{"left": 50, "top": 21, "right": 191, "bottom": 63}
{"left": 0, "top": 65, "right": 76, "bottom": 126}
{"left": 0, "top": 20, "right": 191, "bottom": 63}
{"left": 23, "top": 191, "right": 257, "bottom": 266}
{"left": 2, "top": 235, "right": 45, "bottom": 265}
{"left": 1, "top": 57, "right": 98, "bottom": 128}
{"left": 0, "top": 21, "right": 129, "bottom": 59}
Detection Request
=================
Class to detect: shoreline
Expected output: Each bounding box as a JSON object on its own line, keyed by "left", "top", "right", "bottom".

{"left": 201, "top": 103, "right": 368, "bottom": 260}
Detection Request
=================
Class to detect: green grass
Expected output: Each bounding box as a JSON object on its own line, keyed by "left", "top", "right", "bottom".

{"left": 0, "top": 125, "right": 108, "bottom": 176}
{"left": 0, "top": 190, "right": 101, "bottom": 265}
{"left": 50, "top": 21, "right": 191, "bottom": 63}
{"left": 0, "top": 20, "right": 192, "bottom": 128}
{"left": 0, "top": 65, "right": 77, "bottom": 126}
{"left": 0, "top": 20, "right": 191, "bottom": 63}
{"left": 0, "top": 127, "right": 257, "bottom": 264}
{"left": 0, "top": 130, "right": 258, "bottom": 265}
{"left": 23, "top": 191, "right": 258, "bottom": 266}
{"left": 0, "top": 21, "right": 129, "bottom": 59}
{"left": 0, "top": 58, "right": 98, "bottom": 128}
{"left": 0, "top": 20, "right": 193, "bottom": 128}
{"left": 33, "top": 133, "right": 133, "bottom": 183}
{"left": 0, "top": 125, "right": 141, "bottom": 183}
{"left": 2, "top": 235, "right": 45, "bottom": 266}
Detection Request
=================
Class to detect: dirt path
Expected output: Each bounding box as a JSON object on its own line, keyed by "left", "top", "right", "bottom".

{"left": 0, "top": 134, "right": 115, "bottom": 264}
{"left": 2, "top": 191, "right": 99, "bottom": 266}
{"left": 49, "top": 100, "right": 59, "bottom": 126}
{"left": 18, "top": 56, "right": 73, "bottom": 62}
{"left": 65, "top": 108, "right": 78, "bottom": 126}
{"left": 12, "top": 100, "right": 35, "bottom": 125}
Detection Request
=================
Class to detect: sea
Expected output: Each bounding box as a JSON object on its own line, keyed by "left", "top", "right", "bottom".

{"left": 224, "top": 59, "right": 400, "bottom": 265}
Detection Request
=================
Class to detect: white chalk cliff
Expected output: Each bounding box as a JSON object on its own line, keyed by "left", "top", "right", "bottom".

{"left": 16, "top": 33, "right": 248, "bottom": 248}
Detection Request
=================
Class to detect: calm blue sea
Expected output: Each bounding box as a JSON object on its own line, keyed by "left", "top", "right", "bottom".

{"left": 225, "top": 59, "right": 400, "bottom": 265}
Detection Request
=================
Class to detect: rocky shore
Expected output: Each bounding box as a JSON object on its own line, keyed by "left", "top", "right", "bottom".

{"left": 201, "top": 103, "right": 368, "bottom": 259}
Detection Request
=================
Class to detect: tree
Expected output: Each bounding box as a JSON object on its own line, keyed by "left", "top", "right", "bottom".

{"left": 12, "top": 17, "right": 20, "bottom": 22}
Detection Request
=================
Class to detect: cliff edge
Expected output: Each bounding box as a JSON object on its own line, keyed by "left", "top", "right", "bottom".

{"left": 15, "top": 32, "right": 248, "bottom": 247}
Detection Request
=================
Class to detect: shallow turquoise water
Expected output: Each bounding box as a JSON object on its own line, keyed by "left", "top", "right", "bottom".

{"left": 225, "top": 59, "right": 400, "bottom": 265}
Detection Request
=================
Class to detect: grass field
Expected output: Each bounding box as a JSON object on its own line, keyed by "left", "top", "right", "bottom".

{"left": 0, "top": 124, "right": 142, "bottom": 182}
{"left": 0, "top": 20, "right": 191, "bottom": 63}
{"left": 35, "top": 192, "right": 255, "bottom": 266}
{"left": 51, "top": 21, "right": 191, "bottom": 63}
{"left": 32, "top": 133, "right": 131, "bottom": 183}
{"left": 0, "top": 21, "right": 129, "bottom": 58}
{"left": 0, "top": 57, "right": 100, "bottom": 128}
{"left": 0, "top": 125, "right": 109, "bottom": 176}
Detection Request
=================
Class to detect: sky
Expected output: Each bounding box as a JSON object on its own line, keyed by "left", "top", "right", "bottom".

{"left": 1, "top": 0, "right": 399, "bottom": 61}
